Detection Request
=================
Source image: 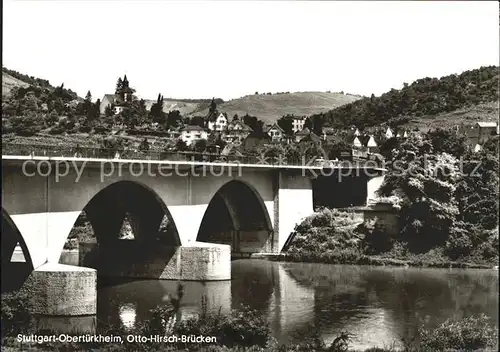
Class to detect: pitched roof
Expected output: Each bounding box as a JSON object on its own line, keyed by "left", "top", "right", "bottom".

{"left": 298, "top": 132, "right": 321, "bottom": 144}
{"left": 295, "top": 127, "right": 311, "bottom": 136}
{"left": 228, "top": 120, "right": 253, "bottom": 132}
{"left": 102, "top": 94, "right": 117, "bottom": 103}
{"left": 366, "top": 135, "right": 378, "bottom": 147}
{"left": 352, "top": 136, "right": 362, "bottom": 147}
{"left": 264, "top": 123, "right": 284, "bottom": 133}
{"left": 221, "top": 144, "right": 244, "bottom": 156}
{"left": 245, "top": 130, "right": 271, "bottom": 140}
{"left": 477, "top": 122, "right": 497, "bottom": 128}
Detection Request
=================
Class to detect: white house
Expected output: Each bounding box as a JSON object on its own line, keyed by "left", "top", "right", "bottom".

{"left": 385, "top": 127, "right": 394, "bottom": 139}
{"left": 292, "top": 116, "right": 306, "bottom": 133}
{"left": 224, "top": 120, "right": 253, "bottom": 144}
{"left": 208, "top": 113, "right": 228, "bottom": 132}
{"left": 366, "top": 135, "right": 377, "bottom": 152}
{"left": 100, "top": 94, "right": 117, "bottom": 115}
{"left": 354, "top": 128, "right": 360, "bottom": 136}
{"left": 264, "top": 123, "right": 285, "bottom": 142}
{"left": 352, "top": 136, "right": 362, "bottom": 148}
{"left": 180, "top": 125, "right": 208, "bottom": 146}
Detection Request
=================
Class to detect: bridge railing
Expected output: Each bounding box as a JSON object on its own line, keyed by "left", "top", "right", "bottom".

{"left": 1, "top": 143, "right": 384, "bottom": 168}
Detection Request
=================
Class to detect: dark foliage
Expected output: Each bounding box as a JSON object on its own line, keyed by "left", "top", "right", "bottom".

{"left": 313, "top": 66, "right": 499, "bottom": 128}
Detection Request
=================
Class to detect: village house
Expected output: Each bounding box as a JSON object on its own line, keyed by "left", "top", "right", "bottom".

{"left": 208, "top": 112, "right": 228, "bottom": 132}
{"left": 180, "top": 125, "right": 208, "bottom": 146}
{"left": 100, "top": 75, "right": 134, "bottom": 115}
{"left": 385, "top": 127, "right": 394, "bottom": 139}
{"left": 294, "top": 127, "right": 317, "bottom": 143}
{"left": 292, "top": 116, "right": 307, "bottom": 133}
{"left": 459, "top": 121, "right": 499, "bottom": 151}
{"left": 264, "top": 123, "right": 285, "bottom": 143}
{"left": 99, "top": 94, "right": 118, "bottom": 115}
{"left": 242, "top": 131, "right": 271, "bottom": 152}
{"left": 223, "top": 119, "right": 253, "bottom": 144}
{"left": 220, "top": 144, "right": 244, "bottom": 161}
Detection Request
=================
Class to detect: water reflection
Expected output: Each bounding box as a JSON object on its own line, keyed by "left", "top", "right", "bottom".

{"left": 119, "top": 303, "right": 136, "bottom": 330}
{"left": 36, "top": 261, "right": 498, "bottom": 350}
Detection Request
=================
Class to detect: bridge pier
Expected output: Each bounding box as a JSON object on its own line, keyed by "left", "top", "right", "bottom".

{"left": 22, "top": 263, "right": 97, "bottom": 316}
{"left": 79, "top": 240, "right": 231, "bottom": 281}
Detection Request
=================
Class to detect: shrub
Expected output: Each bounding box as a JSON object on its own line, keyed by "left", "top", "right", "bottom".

{"left": 419, "top": 314, "right": 498, "bottom": 351}
{"left": 445, "top": 222, "right": 476, "bottom": 260}
{"left": 48, "top": 125, "right": 65, "bottom": 135}
{"left": 174, "top": 305, "right": 270, "bottom": 349}
{"left": 286, "top": 208, "right": 362, "bottom": 254}
{"left": 359, "top": 219, "right": 394, "bottom": 255}
{"left": 1, "top": 290, "right": 34, "bottom": 336}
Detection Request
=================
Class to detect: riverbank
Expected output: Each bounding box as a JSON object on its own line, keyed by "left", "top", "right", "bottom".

{"left": 248, "top": 253, "right": 498, "bottom": 269}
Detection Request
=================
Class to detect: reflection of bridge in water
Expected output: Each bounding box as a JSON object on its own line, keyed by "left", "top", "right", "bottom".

{"left": 33, "top": 260, "right": 318, "bottom": 335}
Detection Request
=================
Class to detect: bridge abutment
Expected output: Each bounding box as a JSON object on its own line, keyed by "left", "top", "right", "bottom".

{"left": 273, "top": 171, "right": 315, "bottom": 253}
{"left": 366, "top": 174, "right": 386, "bottom": 205}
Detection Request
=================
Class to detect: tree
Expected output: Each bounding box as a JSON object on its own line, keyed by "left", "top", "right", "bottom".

{"left": 277, "top": 115, "right": 294, "bottom": 136}
{"left": 378, "top": 134, "right": 460, "bottom": 252}
{"left": 150, "top": 94, "right": 165, "bottom": 124}
{"left": 233, "top": 114, "right": 239, "bottom": 121}
{"left": 193, "top": 139, "right": 208, "bottom": 153}
{"left": 190, "top": 116, "right": 205, "bottom": 128}
{"left": 115, "top": 78, "right": 123, "bottom": 95}
{"left": 139, "top": 138, "right": 150, "bottom": 152}
{"left": 166, "top": 110, "right": 183, "bottom": 129}
{"left": 105, "top": 104, "right": 115, "bottom": 118}
{"left": 208, "top": 97, "right": 217, "bottom": 120}
{"left": 243, "top": 114, "right": 264, "bottom": 133}
{"left": 47, "top": 110, "right": 59, "bottom": 125}
{"left": 85, "top": 91, "right": 92, "bottom": 104}
{"left": 326, "top": 140, "right": 351, "bottom": 160}
{"left": 456, "top": 136, "right": 499, "bottom": 230}
{"left": 175, "top": 139, "right": 188, "bottom": 151}
{"left": 426, "top": 128, "right": 469, "bottom": 158}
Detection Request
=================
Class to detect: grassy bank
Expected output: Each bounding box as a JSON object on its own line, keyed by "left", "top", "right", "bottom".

{"left": 252, "top": 252, "right": 496, "bottom": 269}
{"left": 282, "top": 209, "right": 499, "bottom": 269}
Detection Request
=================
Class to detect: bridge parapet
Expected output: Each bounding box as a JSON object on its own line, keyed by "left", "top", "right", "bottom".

{"left": 2, "top": 142, "right": 385, "bottom": 169}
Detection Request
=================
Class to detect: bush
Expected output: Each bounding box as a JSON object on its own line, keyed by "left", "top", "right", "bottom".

{"left": 286, "top": 208, "right": 362, "bottom": 254}
{"left": 419, "top": 314, "right": 498, "bottom": 351}
{"left": 359, "top": 219, "right": 394, "bottom": 255}
{"left": 1, "top": 290, "right": 34, "bottom": 336}
{"left": 48, "top": 126, "right": 65, "bottom": 135}
{"left": 445, "top": 222, "right": 475, "bottom": 260}
{"left": 174, "top": 306, "right": 270, "bottom": 349}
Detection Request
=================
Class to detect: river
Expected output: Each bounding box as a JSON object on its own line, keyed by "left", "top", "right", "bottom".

{"left": 38, "top": 260, "right": 498, "bottom": 350}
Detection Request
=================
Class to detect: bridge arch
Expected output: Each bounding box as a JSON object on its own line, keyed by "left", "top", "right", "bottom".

{"left": 70, "top": 180, "right": 181, "bottom": 245}
{"left": 196, "top": 180, "right": 273, "bottom": 253}
{"left": 2, "top": 208, "right": 34, "bottom": 292}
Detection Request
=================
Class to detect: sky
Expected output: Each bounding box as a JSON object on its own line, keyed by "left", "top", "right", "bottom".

{"left": 3, "top": 0, "right": 499, "bottom": 102}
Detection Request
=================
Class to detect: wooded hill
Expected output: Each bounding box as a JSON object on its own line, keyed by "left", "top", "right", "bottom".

{"left": 312, "top": 66, "right": 499, "bottom": 129}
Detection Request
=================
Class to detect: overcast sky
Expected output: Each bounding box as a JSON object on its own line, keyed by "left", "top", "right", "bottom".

{"left": 3, "top": 1, "right": 499, "bottom": 101}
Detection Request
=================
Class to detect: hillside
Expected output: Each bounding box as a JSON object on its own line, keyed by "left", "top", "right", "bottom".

{"left": 314, "top": 66, "right": 499, "bottom": 129}
{"left": 196, "top": 92, "right": 362, "bottom": 123}
{"left": 143, "top": 99, "right": 207, "bottom": 116}
{"left": 404, "top": 101, "right": 499, "bottom": 133}
{"left": 2, "top": 73, "right": 29, "bottom": 97}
